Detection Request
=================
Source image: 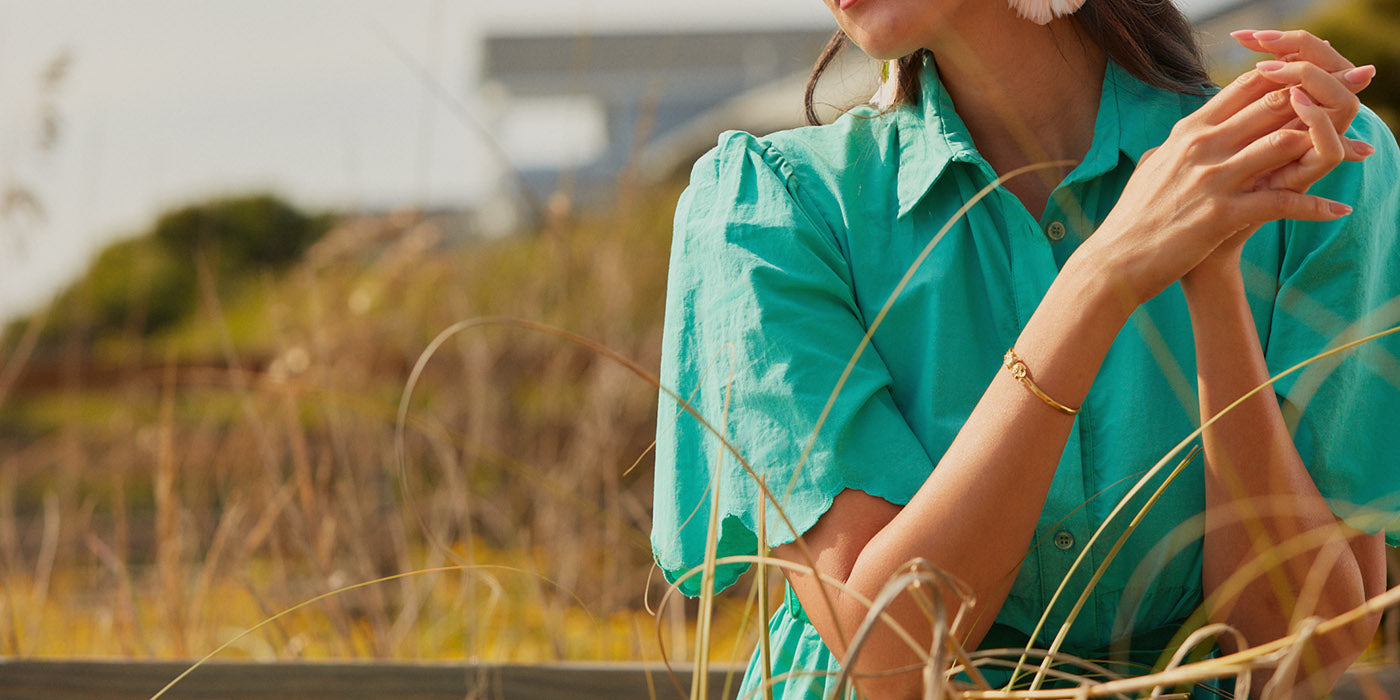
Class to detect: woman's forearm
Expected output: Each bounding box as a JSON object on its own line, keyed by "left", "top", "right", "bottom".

{"left": 780, "top": 247, "right": 1139, "bottom": 697}
{"left": 1182, "top": 264, "right": 1384, "bottom": 699}
{"left": 863, "top": 248, "right": 1135, "bottom": 615}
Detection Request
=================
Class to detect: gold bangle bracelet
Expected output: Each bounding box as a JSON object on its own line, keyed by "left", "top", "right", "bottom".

{"left": 1003, "top": 348, "right": 1080, "bottom": 416}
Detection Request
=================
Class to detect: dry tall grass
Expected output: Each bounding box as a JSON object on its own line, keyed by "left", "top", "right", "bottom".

{"left": 0, "top": 184, "right": 770, "bottom": 666}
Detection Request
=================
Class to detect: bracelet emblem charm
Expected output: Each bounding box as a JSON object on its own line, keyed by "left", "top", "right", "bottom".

{"left": 1003, "top": 348, "right": 1081, "bottom": 416}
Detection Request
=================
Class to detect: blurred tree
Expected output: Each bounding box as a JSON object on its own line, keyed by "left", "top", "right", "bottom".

{"left": 5, "top": 193, "right": 329, "bottom": 352}
{"left": 1304, "top": 0, "right": 1400, "bottom": 131}
{"left": 152, "top": 193, "right": 329, "bottom": 269}
{"left": 64, "top": 237, "right": 196, "bottom": 335}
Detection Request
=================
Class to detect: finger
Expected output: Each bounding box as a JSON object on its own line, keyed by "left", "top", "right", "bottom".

{"left": 1256, "top": 60, "right": 1360, "bottom": 114}
{"left": 1274, "top": 113, "right": 1376, "bottom": 162}
{"left": 1255, "top": 60, "right": 1362, "bottom": 133}
{"left": 1265, "top": 88, "right": 1347, "bottom": 192}
{"left": 1238, "top": 187, "right": 1353, "bottom": 225}
{"left": 1230, "top": 30, "right": 1305, "bottom": 65}
{"left": 1193, "top": 61, "right": 1369, "bottom": 130}
{"left": 1230, "top": 29, "right": 1268, "bottom": 54}
{"left": 1288, "top": 88, "right": 1344, "bottom": 189}
{"left": 1232, "top": 29, "right": 1374, "bottom": 95}
{"left": 1225, "top": 125, "right": 1315, "bottom": 186}
{"left": 1331, "top": 135, "right": 1374, "bottom": 164}
{"left": 1349, "top": 139, "right": 1378, "bottom": 162}
{"left": 1267, "top": 126, "right": 1373, "bottom": 164}
{"left": 1340, "top": 64, "right": 1378, "bottom": 93}
{"left": 1258, "top": 60, "right": 1374, "bottom": 101}
{"left": 1212, "top": 85, "right": 1298, "bottom": 150}
{"left": 1258, "top": 61, "right": 1374, "bottom": 97}
{"left": 1193, "top": 68, "right": 1279, "bottom": 126}
{"left": 1296, "top": 87, "right": 1345, "bottom": 162}
{"left": 1251, "top": 29, "right": 1356, "bottom": 74}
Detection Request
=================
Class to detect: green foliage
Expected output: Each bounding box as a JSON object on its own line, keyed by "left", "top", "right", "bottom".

{"left": 152, "top": 193, "right": 329, "bottom": 269}
{"left": 1305, "top": 0, "right": 1400, "bottom": 131}
{"left": 66, "top": 236, "right": 196, "bottom": 334}
{"left": 7, "top": 193, "right": 328, "bottom": 351}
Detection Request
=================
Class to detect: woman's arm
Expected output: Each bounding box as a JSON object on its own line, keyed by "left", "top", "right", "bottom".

{"left": 1183, "top": 262, "right": 1387, "bottom": 700}
{"left": 1183, "top": 34, "right": 1387, "bottom": 698}
{"left": 771, "top": 59, "right": 1355, "bottom": 700}
{"left": 774, "top": 245, "right": 1135, "bottom": 699}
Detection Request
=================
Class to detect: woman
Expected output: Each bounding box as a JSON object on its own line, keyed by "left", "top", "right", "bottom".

{"left": 653, "top": 0, "right": 1400, "bottom": 698}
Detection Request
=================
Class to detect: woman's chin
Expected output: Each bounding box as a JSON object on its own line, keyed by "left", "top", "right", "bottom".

{"left": 832, "top": 7, "right": 942, "bottom": 60}
{"left": 843, "top": 30, "right": 925, "bottom": 61}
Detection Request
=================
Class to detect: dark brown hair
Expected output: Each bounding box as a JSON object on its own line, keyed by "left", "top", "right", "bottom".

{"left": 803, "top": 1, "right": 1212, "bottom": 125}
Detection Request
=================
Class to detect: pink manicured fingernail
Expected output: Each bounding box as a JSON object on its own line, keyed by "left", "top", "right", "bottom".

{"left": 1291, "top": 87, "right": 1315, "bottom": 106}
{"left": 1230, "top": 29, "right": 1256, "bottom": 41}
{"left": 1354, "top": 141, "right": 1377, "bottom": 156}
{"left": 1254, "top": 29, "right": 1285, "bottom": 41}
{"left": 1331, "top": 202, "right": 1354, "bottom": 216}
{"left": 1345, "top": 65, "right": 1377, "bottom": 84}
{"left": 1257, "top": 60, "right": 1287, "bottom": 72}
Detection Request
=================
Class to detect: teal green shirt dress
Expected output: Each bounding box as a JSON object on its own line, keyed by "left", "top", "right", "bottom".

{"left": 652, "top": 56, "right": 1400, "bottom": 699}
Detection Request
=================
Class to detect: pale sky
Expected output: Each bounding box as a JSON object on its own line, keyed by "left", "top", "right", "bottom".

{"left": 0, "top": 0, "right": 1230, "bottom": 320}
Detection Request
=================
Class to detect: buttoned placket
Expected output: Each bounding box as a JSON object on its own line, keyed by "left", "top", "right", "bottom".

{"left": 901, "top": 54, "right": 1152, "bottom": 646}
{"left": 989, "top": 165, "right": 1105, "bottom": 643}
{"left": 873, "top": 53, "right": 1253, "bottom": 658}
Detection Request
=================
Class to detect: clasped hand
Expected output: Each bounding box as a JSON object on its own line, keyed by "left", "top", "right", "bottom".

{"left": 1087, "top": 29, "right": 1377, "bottom": 305}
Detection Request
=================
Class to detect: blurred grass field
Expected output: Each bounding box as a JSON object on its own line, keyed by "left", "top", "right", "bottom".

{"left": 0, "top": 180, "right": 777, "bottom": 665}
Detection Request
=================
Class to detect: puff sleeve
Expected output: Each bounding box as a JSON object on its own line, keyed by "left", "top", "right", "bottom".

{"left": 1264, "top": 107, "right": 1400, "bottom": 543}
{"left": 650, "top": 132, "right": 935, "bottom": 595}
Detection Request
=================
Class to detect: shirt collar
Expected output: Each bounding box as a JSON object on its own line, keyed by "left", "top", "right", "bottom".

{"left": 893, "top": 55, "right": 1193, "bottom": 218}
{"left": 894, "top": 55, "right": 975, "bottom": 218}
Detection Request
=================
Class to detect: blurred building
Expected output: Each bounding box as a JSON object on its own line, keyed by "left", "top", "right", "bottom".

{"left": 472, "top": 27, "right": 839, "bottom": 228}
{"left": 472, "top": 0, "right": 1322, "bottom": 230}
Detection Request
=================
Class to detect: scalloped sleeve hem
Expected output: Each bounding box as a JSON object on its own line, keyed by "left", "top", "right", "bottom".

{"left": 651, "top": 131, "right": 935, "bottom": 597}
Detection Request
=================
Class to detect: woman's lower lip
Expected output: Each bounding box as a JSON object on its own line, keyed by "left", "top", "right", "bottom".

{"left": 839, "top": 0, "right": 858, "bottom": 9}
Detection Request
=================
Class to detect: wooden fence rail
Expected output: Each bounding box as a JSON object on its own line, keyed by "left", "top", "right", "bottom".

{"left": 3, "top": 660, "right": 1400, "bottom": 699}
{"left": 0, "top": 660, "right": 745, "bottom": 700}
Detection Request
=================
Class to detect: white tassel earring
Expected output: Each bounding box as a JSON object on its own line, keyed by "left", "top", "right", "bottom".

{"left": 1007, "top": 0, "right": 1087, "bottom": 25}
{"left": 871, "top": 60, "right": 899, "bottom": 109}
